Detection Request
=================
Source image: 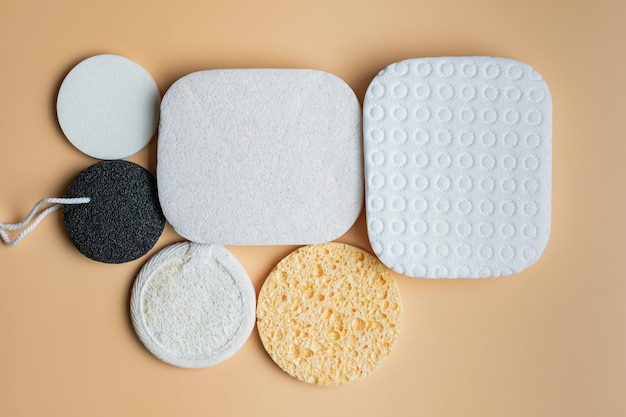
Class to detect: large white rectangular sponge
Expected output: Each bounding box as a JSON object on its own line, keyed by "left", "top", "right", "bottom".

{"left": 158, "top": 69, "right": 363, "bottom": 245}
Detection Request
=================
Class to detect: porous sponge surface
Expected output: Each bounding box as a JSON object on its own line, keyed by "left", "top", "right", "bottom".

{"left": 63, "top": 160, "right": 165, "bottom": 264}
{"left": 256, "top": 242, "right": 402, "bottom": 385}
{"left": 158, "top": 69, "right": 363, "bottom": 245}
{"left": 363, "top": 57, "right": 552, "bottom": 278}
{"left": 131, "top": 242, "right": 256, "bottom": 368}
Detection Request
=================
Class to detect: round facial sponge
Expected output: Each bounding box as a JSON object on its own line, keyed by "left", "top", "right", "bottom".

{"left": 63, "top": 160, "right": 165, "bottom": 263}
{"left": 57, "top": 54, "right": 160, "bottom": 159}
{"left": 256, "top": 242, "right": 402, "bottom": 385}
{"left": 131, "top": 242, "right": 257, "bottom": 368}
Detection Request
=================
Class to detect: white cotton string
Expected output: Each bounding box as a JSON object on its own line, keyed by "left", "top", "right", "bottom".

{"left": 0, "top": 197, "right": 91, "bottom": 247}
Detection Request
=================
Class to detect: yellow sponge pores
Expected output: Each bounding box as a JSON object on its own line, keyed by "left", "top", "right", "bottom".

{"left": 256, "top": 242, "right": 402, "bottom": 385}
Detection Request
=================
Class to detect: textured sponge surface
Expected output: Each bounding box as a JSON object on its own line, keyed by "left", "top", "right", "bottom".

{"left": 56, "top": 54, "right": 160, "bottom": 160}
{"left": 363, "top": 57, "right": 552, "bottom": 278}
{"left": 256, "top": 242, "right": 402, "bottom": 385}
{"left": 64, "top": 160, "right": 165, "bottom": 264}
{"left": 158, "top": 69, "right": 363, "bottom": 245}
{"left": 131, "top": 242, "right": 256, "bottom": 368}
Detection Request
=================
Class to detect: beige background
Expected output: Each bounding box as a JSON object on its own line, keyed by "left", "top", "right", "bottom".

{"left": 1, "top": 0, "right": 625, "bottom": 416}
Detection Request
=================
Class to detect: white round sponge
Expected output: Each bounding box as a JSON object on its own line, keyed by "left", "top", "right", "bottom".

{"left": 130, "top": 242, "right": 256, "bottom": 368}
{"left": 57, "top": 54, "right": 160, "bottom": 160}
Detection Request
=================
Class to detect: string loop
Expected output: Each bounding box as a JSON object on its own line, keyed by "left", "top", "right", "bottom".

{"left": 0, "top": 197, "right": 91, "bottom": 247}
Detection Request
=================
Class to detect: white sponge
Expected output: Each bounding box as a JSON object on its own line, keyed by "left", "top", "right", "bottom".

{"left": 56, "top": 54, "right": 160, "bottom": 160}
{"left": 157, "top": 69, "right": 363, "bottom": 245}
{"left": 363, "top": 57, "right": 552, "bottom": 278}
{"left": 130, "top": 242, "right": 256, "bottom": 368}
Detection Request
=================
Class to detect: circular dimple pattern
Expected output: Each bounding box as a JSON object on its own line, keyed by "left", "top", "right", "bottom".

{"left": 415, "top": 83, "right": 431, "bottom": 100}
{"left": 434, "top": 221, "right": 451, "bottom": 237}
{"left": 413, "top": 175, "right": 429, "bottom": 191}
{"left": 369, "top": 83, "right": 385, "bottom": 99}
{"left": 369, "top": 218, "right": 384, "bottom": 234}
{"left": 506, "top": 86, "right": 522, "bottom": 102}
{"left": 369, "top": 128, "right": 385, "bottom": 144}
{"left": 436, "top": 175, "right": 452, "bottom": 191}
{"left": 480, "top": 154, "right": 497, "bottom": 170}
{"left": 413, "top": 219, "right": 428, "bottom": 236}
{"left": 393, "top": 83, "right": 408, "bottom": 99}
{"left": 527, "top": 110, "right": 544, "bottom": 126}
{"left": 368, "top": 105, "right": 384, "bottom": 121}
{"left": 369, "top": 150, "right": 385, "bottom": 166}
{"left": 458, "top": 131, "right": 475, "bottom": 146}
{"left": 460, "top": 108, "right": 476, "bottom": 123}
{"left": 503, "top": 132, "right": 519, "bottom": 148}
{"left": 414, "top": 61, "right": 432, "bottom": 76}
{"left": 456, "top": 243, "right": 472, "bottom": 259}
{"left": 414, "top": 129, "right": 430, "bottom": 144}
{"left": 391, "top": 174, "right": 407, "bottom": 189}
{"left": 456, "top": 221, "right": 472, "bottom": 237}
{"left": 392, "top": 107, "right": 408, "bottom": 122}
{"left": 369, "top": 172, "right": 385, "bottom": 189}
{"left": 482, "top": 86, "right": 499, "bottom": 101}
{"left": 501, "top": 178, "right": 517, "bottom": 193}
{"left": 458, "top": 153, "right": 474, "bottom": 169}
{"left": 391, "top": 220, "right": 406, "bottom": 235}
{"left": 392, "top": 128, "right": 408, "bottom": 143}
{"left": 525, "top": 133, "right": 542, "bottom": 149}
{"left": 461, "top": 62, "right": 478, "bottom": 78}
{"left": 437, "top": 107, "right": 453, "bottom": 123}
{"left": 412, "top": 242, "right": 427, "bottom": 257}
{"left": 504, "top": 109, "right": 521, "bottom": 125}
{"left": 437, "top": 61, "right": 455, "bottom": 77}
{"left": 364, "top": 57, "right": 551, "bottom": 278}
{"left": 414, "top": 152, "right": 430, "bottom": 168}
{"left": 436, "top": 152, "right": 452, "bottom": 168}
{"left": 506, "top": 64, "right": 524, "bottom": 80}
{"left": 460, "top": 85, "right": 477, "bottom": 101}
{"left": 482, "top": 108, "right": 498, "bottom": 124}
{"left": 437, "top": 84, "right": 454, "bottom": 100}
{"left": 458, "top": 176, "right": 473, "bottom": 191}
{"left": 412, "top": 196, "right": 428, "bottom": 213}
{"left": 436, "top": 130, "right": 453, "bottom": 146}
{"left": 457, "top": 198, "right": 473, "bottom": 215}
{"left": 484, "top": 63, "right": 501, "bottom": 79}
{"left": 435, "top": 198, "right": 451, "bottom": 214}
{"left": 502, "top": 154, "right": 518, "bottom": 170}
{"left": 481, "top": 132, "right": 497, "bottom": 148}
{"left": 368, "top": 196, "right": 385, "bottom": 212}
{"left": 391, "top": 197, "right": 407, "bottom": 212}
{"left": 415, "top": 106, "right": 431, "bottom": 122}
{"left": 479, "top": 199, "right": 495, "bottom": 215}
{"left": 528, "top": 88, "right": 546, "bottom": 103}
{"left": 393, "top": 61, "right": 410, "bottom": 76}
{"left": 392, "top": 151, "right": 407, "bottom": 166}
{"left": 500, "top": 200, "right": 516, "bottom": 216}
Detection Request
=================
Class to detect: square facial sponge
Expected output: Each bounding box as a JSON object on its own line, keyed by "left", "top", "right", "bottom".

{"left": 158, "top": 69, "right": 363, "bottom": 245}
{"left": 363, "top": 57, "right": 552, "bottom": 278}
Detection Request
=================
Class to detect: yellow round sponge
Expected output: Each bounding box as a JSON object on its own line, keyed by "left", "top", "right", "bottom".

{"left": 257, "top": 242, "right": 402, "bottom": 385}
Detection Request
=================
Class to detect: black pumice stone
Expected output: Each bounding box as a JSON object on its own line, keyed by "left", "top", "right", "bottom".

{"left": 64, "top": 160, "right": 165, "bottom": 264}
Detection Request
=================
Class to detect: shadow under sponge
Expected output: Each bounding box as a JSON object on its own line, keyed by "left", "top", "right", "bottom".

{"left": 63, "top": 160, "right": 165, "bottom": 264}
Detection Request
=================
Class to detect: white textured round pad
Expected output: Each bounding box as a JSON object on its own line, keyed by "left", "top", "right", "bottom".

{"left": 158, "top": 69, "right": 362, "bottom": 245}
{"left": 364, "top": 57, "right": 552, "bottom": 278}
{"left": 57, "top": 54, "right": 160, "bottom": 159}
{"left": 130, "top": 242, "right": 256, "bottom": 368}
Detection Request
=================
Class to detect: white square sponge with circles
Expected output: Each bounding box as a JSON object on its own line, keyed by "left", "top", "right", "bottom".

{"left": 158, "top": 69, "right": 363, "bottom": 246}
{"left": 363, "top": 57, "right": 552, "bottom": 278}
